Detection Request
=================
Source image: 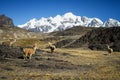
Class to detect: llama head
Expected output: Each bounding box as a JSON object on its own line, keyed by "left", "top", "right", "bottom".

{"left": 106, "top": 45, "right": 110, "bottom": 49}
{"left": 48, "top": 42, "right": 52, "bottom": 45}
{"left": 33, "top": 43, "right": 38, "bottom": 49}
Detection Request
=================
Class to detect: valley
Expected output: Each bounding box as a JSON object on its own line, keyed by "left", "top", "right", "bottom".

{"left": 0, "top": 29, "right": 120, "bottom": 80}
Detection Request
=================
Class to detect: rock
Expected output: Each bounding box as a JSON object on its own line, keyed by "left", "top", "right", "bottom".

{"left": 0, "top": 45, "right": 22, "bottom": 59}
{"left": 0, "top": 14, "right": 14, "bottom": 27}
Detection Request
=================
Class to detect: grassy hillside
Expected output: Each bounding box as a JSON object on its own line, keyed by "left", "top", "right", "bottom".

{"left": 0, "top": 24, "right": 120, "bottom": 80}
{"left": 50, "top": 26, "right": 95, "bottom": 48}
{"left": 0, "top": 25, "right": 43, "bottom": 39}
{"left": 14, "top": 36, "right": 63, "bottom": 49}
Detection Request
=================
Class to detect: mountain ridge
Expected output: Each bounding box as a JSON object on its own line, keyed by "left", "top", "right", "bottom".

{"left": 18, "top": 12, "right": 120, "bottom": 33}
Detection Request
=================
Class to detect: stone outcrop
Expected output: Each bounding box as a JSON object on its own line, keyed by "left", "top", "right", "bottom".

{"left": 0, "top": 14, "right": 14, "bottom": 27}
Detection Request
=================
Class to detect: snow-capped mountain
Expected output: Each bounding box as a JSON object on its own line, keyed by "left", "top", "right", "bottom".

{"left": 103, "top": 18, "right": 120, "bottom": 27}
{"left": 18, "top": 12, "right": 120, "bottom": 33}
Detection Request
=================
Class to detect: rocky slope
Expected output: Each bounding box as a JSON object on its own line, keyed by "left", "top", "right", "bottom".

{"left": 52, "top": 26, "right": 95, "bottom": 48}
{"left": 63, "top": 27, "right": 120, "bottom": 51}
{"left": 0, "top": 15, "right": 42, "bottom": 40}
{"left": 0, "top": 14, "right": 14, "bottom": 27}
{"left": 50, "top": 26, "right": 95, "bottom": 36}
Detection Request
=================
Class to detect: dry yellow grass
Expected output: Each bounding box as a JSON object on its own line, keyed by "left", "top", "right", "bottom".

{"left": 13, "top": 38, "right": 61, "bottom": 49}
{"left": 1, "top": 38, "right": 120, "bottom": 80}
{"left": 42, "top": 48, "right": 120, "bottom": 79}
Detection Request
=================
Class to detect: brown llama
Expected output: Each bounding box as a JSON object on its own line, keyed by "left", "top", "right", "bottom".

{"left": 107, "top": 45, "right": 113, "bottom": 55}
{"left": 2, "top": 38, "right": 16, "bottom": 46}
{"left": 48, "top": 42, "right": 56, "bottom": 53}
{"left": 23, "top": 43, "right": 37, "bottom": 60}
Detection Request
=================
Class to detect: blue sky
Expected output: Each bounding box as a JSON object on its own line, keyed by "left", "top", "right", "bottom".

{"left": 0, "top": 0, "right": 120, "bottom": 26}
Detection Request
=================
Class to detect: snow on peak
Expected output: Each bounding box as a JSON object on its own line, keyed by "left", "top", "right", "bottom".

{"left": 63, "top": 12, "right": 76, "bottom": 18}
{"left": 29, "top": 18, "right": 37, "bottom": 22}
{"left": 18, "top": 18, "right": 37, "bottom": 29}
{"left": 103, "top": 18, "right": 120, "bottom": 27}
{"left": 93, "top": 18, "right": 103, "bottom": 24}
{"left": 52, "top": 15, "right": 62, "bottom": 23}
{"left": 18, "top": 12, "right": 120, "bottom": 33}
{"left": 88, "top": 18, "right": 103, "bottom": 27}
{"left": 62, "top": 12, "right": 77, "bottom": 22}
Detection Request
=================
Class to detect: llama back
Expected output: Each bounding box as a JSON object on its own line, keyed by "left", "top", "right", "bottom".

{"left": 23, "top": 48, "right": 36, "bottom": 54}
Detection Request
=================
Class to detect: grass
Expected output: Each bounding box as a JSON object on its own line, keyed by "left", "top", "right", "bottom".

{"left": 0, "top": 38, "right": 120, "bottom": 80}
{"left": 13, "top": 37, "right": 64, "bottom": 49}
{"left": 42, "top": 48, "right": 120, "bottom": 79}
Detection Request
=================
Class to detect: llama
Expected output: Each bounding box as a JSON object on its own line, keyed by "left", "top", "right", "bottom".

{"left": 2, "top": 39, "right": 9, "bottom": 46}
{"left": 9, "top": 38, "right": 17, "bottom": 46}
{"left": 2, "top": 38, "right": 16, "bottom": 46}
{"left": 48, "top": 42, "right": 56, "bottom": 53}
{"left": 107, "top": 45, "right": 113, "bottom": 55}
{"left": 23, "top": 43, "right": 37, "bottom": 60}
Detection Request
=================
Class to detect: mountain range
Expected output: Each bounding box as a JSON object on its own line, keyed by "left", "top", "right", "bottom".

{"left": 18, "top": 12, "right": 120, "bottom": 33}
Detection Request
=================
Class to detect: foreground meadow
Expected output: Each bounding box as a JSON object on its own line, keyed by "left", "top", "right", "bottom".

{"left": 0, "top": 48, "right": 120, "bottom": 80}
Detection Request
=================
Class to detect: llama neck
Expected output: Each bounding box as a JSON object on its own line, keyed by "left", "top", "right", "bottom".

{"left": 107, "top": 46, "right": 110, "bottom": 49}
{"left": 33, "top": 46, "right": 37, "bottom": 51}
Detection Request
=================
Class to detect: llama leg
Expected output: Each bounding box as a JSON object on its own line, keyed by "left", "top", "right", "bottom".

{"left": 23, "top": 53, "right": 27, "bottom": 60}
{"left": 23, "top": 54, "right": 25, "bottom": 60}
{"left": 51, "top": 49, "right": 53, "bottom": 53}
{"left": 110, "top": 53, "right": 112, "bottom": 55}
{"left": 29, "top": 54, "right": 32, "bottom": 60}
{"left": 52, "top": 48, "right": 54, "bottom": 53}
